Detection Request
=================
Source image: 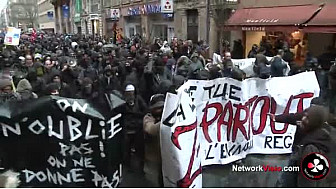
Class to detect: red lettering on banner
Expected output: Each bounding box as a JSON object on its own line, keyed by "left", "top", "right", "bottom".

{"left": 294, "top": 93, "right": 314, "bottom": 113}
{"left": 270, "top": 96, "right": 293, "bottom": 134}
{"left": 251, "top": 96, "right": 270, "bottom": 135}
{"left": 232, "top": 103, "right": 249, "bottom": 142}
{"left": 201, "top": 103, "right": 223, "bottom": 143}
{"left": 199, "top": 92, "right": 315, "bottom": 142}
{"left": 177, "top": 128, "right": 202, "bottom": 188}
{"left": 171, "top": 121, "right": 197, "bottom": 150}
{"left": 217, "top": 101, "right": 233, "bottom": 142}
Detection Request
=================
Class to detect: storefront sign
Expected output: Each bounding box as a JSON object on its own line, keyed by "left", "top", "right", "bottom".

{"left": 163, "top": 13, "right": 173, "bottom": 18}
{"left": 242, "top": 26, "right": 265, "bottom": 31}
{"left": 161, "top": 0, "right": 173, "bottom": 13}
{"left": 127, "top": 4, "right": 161, "bottom": 16}
{"left": 246, "top": 19, "right": 279, "bottom": 23}
{"left": 106, "top": 9, "right": 120, "bottom": 20}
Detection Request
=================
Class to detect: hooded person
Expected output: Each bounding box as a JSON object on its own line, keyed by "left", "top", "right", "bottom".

{"left": 48, "top": 72, "right": 74, "bottom": 97}
{"left": 125, "top": 57, "right": 153, "bottom": 102}
{"left": 0, "top": 76, "right": 21, "bottom": 103}
{"left": 98, "top": 65, "right": 122, "bottom": 94}
{"left": 152, "top": 57, "right": 172, "bottom": 89}
{"left": 123, "top": 84, "right": 148, "bottom": 170}
{"left": 254, "top": 54, "right": 270, "bottom": 79}
{"left": 143, "top": 94, "right": 165, "bottom": 187}
{"left": 274, "top": 105, "right": 336, "bottom": 187}
{"left": 16, "top": 79, "right": 38, "bottom": 100}
{"left": 189, "top": 51, "right": 204, "bottom": 74}
{"left": 248, "top": 44, "right": 258, "bottom": 58}
{"left": 76, "top": 77, "right": 98, "bottom": 99}
{"left": 61, "top": 58, "right": 82, "bottom": 86}
{"left": 172, "top": 74, "right": 186, "bottom": 89}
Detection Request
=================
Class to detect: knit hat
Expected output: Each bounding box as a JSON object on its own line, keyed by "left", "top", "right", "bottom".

{"left": 306, "top": 105, "right": 328, "bottom": 132}
{"left": 150, "top": 94, "right": 165, "bottom": 110}
{"left": 125, "top": 84, "right": 135, "bottom": 92}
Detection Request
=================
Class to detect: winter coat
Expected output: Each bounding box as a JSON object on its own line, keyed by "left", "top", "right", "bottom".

{"left": 254, "top": 54, "right": 270, "bottom": 79}
{"left": 270, "top": 56, "right": 287, "bottom": 77}
{"left": 43, "top": 67, "right": 58, "bottom": 83}
{"left": 143, "top": 113, "right": 163, "bottom": 187}
{"left": 296, "top": 125, "right": 336, "bottom": 187}
{"left": 61, "top": 66, "right": 81, "bottom": 85}
{"left": 124, "top": 95, "right": 148, "bottom": 132}
{"left": 27, "top": 71, "right": 45, "bottom": 97}
{"left": 98, "top": 75, "right": 122, "bottom": 94}
{"left": 125, "top": 71, "right": 153, "bottom": 102}
{"left": 16, "top": 79, "right": 38, "bottom": 100}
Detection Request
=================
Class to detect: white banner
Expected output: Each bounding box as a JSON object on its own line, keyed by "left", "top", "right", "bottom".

{"left": 161, "top": 0, "right": 173, "bottom": 13}
{"left": 4, "top": 27, "right": 21, "bottom": 46}
{"left": 160, "top": 72, "right": 320, "bottom": 187}
{"left": 211, "top": 53, "right": 290, "bottom": 78}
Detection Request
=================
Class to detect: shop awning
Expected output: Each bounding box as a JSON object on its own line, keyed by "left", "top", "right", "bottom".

{"left": 227, "top": 4, "right": 321, "bottom": 28}
{"left": 302, "top": 3, "right": 336, "bottom": 33}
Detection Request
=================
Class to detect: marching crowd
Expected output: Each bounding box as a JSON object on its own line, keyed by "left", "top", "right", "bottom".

{"left": 0, "top": 32, "right": 336, "bottom": 187}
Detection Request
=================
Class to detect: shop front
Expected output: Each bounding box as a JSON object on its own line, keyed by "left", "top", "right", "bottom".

{"left": 149, "top": 12, "right": 174, "bottom": 43}
{"left": 226, "top": 3, "right": 336, "bottom": 65}
{"left": 121, "top": 3, "right": 174, "bottom": 42}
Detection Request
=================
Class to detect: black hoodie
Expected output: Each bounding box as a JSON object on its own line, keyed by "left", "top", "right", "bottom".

{"left": 298, "top": 124, "right": 332, "bottom": 153}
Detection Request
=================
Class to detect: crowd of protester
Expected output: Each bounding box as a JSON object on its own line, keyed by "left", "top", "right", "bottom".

{"left": 0, "top": 32, "right": 335, "bottom": 187}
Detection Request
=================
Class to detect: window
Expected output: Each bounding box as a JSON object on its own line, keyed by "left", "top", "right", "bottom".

{"left": 90, "top": 0, "right": 99, "bottom": 13}
{"left": 129, "top": 27, "right": 135, "bottom": 37}
{"left": 152, "top": 25, "right": 168, "bottom": 41}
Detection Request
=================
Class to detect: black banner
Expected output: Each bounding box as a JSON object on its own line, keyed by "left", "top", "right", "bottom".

{"left": 0, "top": 94, "right": 125, "bottom": 187}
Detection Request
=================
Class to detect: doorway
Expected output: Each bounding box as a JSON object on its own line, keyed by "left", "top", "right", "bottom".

{"left": 187, "top": 9, "right": 198, "bottom": 43}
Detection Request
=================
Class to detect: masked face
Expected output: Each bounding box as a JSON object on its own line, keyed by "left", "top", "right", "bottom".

{"left": 53, "top": 76, "right": 61, "bottom": 84}
{"left": 125, "top": 91, "right": 135, "bottom": 106}
{"left": 151, "top": 107, "right": 163, "bottom": 122}
{"left": 84, "top": 84, "right": 93, "bottom": 95}
{"left": 105, "top": 70, "right": 113, "bottom": 77}
{"left": 126, "top": 63, "right": 132, "bottom": 72}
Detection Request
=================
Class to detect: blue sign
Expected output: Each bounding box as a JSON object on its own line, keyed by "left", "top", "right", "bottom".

{"left": 47, "top": 11, "right": 54, "bottom": 20}
{"left": 128, "top": 4, "right": 161, "bottom": 16}
{"left": 62, "top": 5, "right": 69, "bottom": 18}
{"left": 163, "top": 13, "right": 173, "bottom": 18}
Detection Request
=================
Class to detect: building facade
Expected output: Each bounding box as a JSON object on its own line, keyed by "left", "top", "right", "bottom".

{"left": 103, "top": 0, "right": 174, "bottom": 43}
{"left": 0, "top": 9, "right": 8, "bottom": 30}
{"left": 7, "top": 0, "right": 38, "bottom": 31}
{"left": 50, "top": 0, "right": 72, "bottom": 34}
{"left": 38, "top": 0, "right": 56, "bottom": 33}
{"left": 174, "top": 0, "right": 238, "bottom": 55}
